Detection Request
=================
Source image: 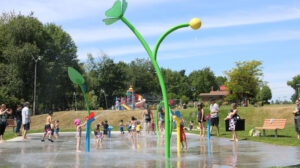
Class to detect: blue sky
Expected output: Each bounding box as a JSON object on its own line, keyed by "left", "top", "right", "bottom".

{"left": 1, "top": 0, "right": 300, "bottom": 101}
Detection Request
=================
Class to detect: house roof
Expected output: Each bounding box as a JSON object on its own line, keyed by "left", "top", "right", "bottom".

{"left": 200, "top": 90, "right": 230, "bottom": 97}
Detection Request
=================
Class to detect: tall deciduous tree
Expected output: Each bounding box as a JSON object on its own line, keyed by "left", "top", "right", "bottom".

{"left": 225, "top": 60, "right": 263, "bottom": 103}
{"left": 188, "top": 67, "right": 218, "bottom": 100}
{"left": 257, "top": 85, "right": 272, "bottom": 104}
{"left": 287, "top": 74, "right": 300, "bottom": 102}
{"left": 0, "top": 12, "right": 80, "bottom": 112}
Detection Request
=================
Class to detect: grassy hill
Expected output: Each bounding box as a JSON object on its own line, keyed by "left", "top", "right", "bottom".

{"left": 30, "top": 109, "right": 148, "bottom": 130}
{"left": 4, "top": 104, "right": 300, "bottom": 146}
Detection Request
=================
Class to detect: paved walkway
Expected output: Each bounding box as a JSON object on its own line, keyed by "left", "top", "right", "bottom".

{"left": 0, "top": 132, "right": 299, "bottom": 168}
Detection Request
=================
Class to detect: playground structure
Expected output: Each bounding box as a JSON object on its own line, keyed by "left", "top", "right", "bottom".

{"left": 115, "top": 85, "right": 146, "bottom": 110}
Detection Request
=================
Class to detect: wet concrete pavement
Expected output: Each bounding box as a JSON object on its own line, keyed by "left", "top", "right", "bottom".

{"left": 0, "top": 132, "right": 299, "bottom": 168}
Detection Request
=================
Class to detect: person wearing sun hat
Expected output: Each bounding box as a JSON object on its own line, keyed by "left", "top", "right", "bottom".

{"left": 209, "top": 98, "right": 220, "bottom": 136}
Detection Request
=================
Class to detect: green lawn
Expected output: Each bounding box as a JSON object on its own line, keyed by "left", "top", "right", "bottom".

{"left": 3, "top": 105, "right": 300, "bottom": 147}
{"left": 182, "top": 105, "right": 300, "bottom": 147}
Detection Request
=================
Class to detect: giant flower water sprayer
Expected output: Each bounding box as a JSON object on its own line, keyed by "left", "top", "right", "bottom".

{"left": 103, "top": 0, "right": 201, "bottom": 159}
{"left": 68, "top": 67, "right": 95, "bottom": 152}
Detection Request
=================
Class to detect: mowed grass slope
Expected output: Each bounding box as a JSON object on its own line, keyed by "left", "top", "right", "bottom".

{"left": 4, "top": 105, "right": 300, "bottom": 147}
{"left": 30, "top": 109, "right": 151, "bottom": 130}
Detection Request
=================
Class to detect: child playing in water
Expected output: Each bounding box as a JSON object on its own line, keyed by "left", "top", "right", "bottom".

{"left": 188, "top": 121, "right": 194, "bottom": 131}
{"left": 51, "top": 121, "right": 55, "bottom": 137}
{"left": 74, "top": 119, "right": 86, "bottom": 152}
{"left": 136, "top": 121, "right": 141, "bottom": 136}
{"left": 41, "top": 111, "right": 54, "bottom": 142}
{"left": 127, "top": 121, "right": 131, "bottom": 134}
{"left": 120, "top": 120, "right": 124, "bottom": 134}
{"left": 103, "top": 120, "right": 109, "bottom": 139}
{"left": 151, "top": 121, "right": 155, "bottom": 135}
{"left": 55, "top": 120, "right": 59, "bottom": 139}
{"left": 180, "top": 117, "right": 187, "bottom": 150}
{"left": 94, "top": 124, "right": 103, "bottom": 148}
{"left": 130, "top": 116, "right": 137, "bottom": 137}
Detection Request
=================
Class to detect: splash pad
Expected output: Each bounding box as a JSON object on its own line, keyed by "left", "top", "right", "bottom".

{"left": 1, "top": 132, "right": 299, "bottom": 167}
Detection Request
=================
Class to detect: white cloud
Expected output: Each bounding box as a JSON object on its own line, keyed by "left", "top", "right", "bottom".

{"left": 203, "top": 6, "right": 300, "bottom": 29}
{"left": 0, "top": 0, "right": 174, "bottom": 23}
{"left": 268, "top": 82, "right": 294, "bottom": 101}
{"left": 82, "top": 29, "right": 300, "bottom": 58}
{"left": 263, "top": 71, "right": 298, "bottom": 101}
{"left": 66, "top": 6, "right": 300, "bottom": 43}
{"left": 68, "top": 23, "right": 173, "bottom": 43}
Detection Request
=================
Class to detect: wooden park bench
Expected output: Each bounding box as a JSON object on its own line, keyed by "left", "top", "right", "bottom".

{"left": 255, "top": 119, "right": 286, "bottom": 138}
{"left": 6, "top": 119, "right": 16, "bottom": 132}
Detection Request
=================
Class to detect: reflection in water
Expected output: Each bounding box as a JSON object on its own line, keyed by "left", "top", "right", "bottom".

{"left": 85, "top": 153, "right": 89, "bottom": 168}
{"left": 232, "top": 143, "right": 238, "bottom": 168}
{"left": 208, "top": 139, "right": 211, "bottom": 162}
{"left": 2, "top": 133, "right": 299, "bottom": 168}
{"left": 75, "top": 152, "right": 80, "bottom": 168}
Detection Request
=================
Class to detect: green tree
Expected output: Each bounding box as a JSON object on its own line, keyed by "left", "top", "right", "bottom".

{"left": 287, "top": 74, "right": 300, "bottom": 102}
{"left": 180, "top": 95, "right": 189, "bottom": 104}
{"left": 162, "top": 68, "right": 190, "bottom": 100}
{"left": 0, "top": 12, "right": 80, "bottom": 112}
{"left": 188, "top": 67, "right": 218, "bottom": 99}
{"left": 216, "top": 76, "right": 227, "bottom": 88}
{"left": 257, "top": 85, "right": 272, "bottom": 104}
{"left": 224, "top": 60, "right": 263, "bottom": 103}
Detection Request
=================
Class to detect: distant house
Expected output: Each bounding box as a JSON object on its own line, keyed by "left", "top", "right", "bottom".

{"left": 199, "top": 86, "right": 230, "bottom": 102}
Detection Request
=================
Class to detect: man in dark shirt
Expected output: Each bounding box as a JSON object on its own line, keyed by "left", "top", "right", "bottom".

{"left": 15, "top": 105, "right": 22, "bottom": 136}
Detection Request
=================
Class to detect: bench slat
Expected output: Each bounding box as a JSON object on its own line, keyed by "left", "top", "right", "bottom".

{"left": 257, "top": 119, "right": 286, "bottom": 130}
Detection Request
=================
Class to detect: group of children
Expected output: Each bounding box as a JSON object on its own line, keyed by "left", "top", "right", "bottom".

{"left": 41, "top": 111, "right": 59, "bottom": 142}
{"left": 119, "top": 117, "right": 143, "bottom": 137}
{"left": 73, "top": 119, "right": 110, "bottom": 152}
{"left": 93, "top": 120, "right": 110, "bottom": 148}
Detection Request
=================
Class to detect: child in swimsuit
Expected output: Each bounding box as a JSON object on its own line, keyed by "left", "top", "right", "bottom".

{"left": 103, "top": 120, "right": 109, "bottom": 139}
{"left": 180, "top": 118, "right": 187, "bottom": 151}
{"left": 151, "top": 122, "right": 155, "bottom": 135}
{"left": 130, "top": 116, "right": 137, "bottom": 137}
{"left": 41, "top": 111, "right": 54, "bottom": 142}
{"left": 55, "top": 120, "right": 59, "bottom": 139}
{"left": 120, "top": 120, "right": 124, "bottom": 134}
{"left": 74, "top": 119, "right": 86, "bottom": 152}
{"left": 94, "top": 124, "right": 103, "bottom": 148}
{"left": 136, "top": 121, "right": 141, "bottom": 136}
{"left": 127, "top": 121, "right": 131, "bottom": 134}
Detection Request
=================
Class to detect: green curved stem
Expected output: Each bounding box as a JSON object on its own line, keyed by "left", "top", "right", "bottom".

{"left": 153, "top": 23, "right": 189, "bottom": 60}
{"left": 121, "top": 16, "right": 171, "bottom": 159}
{"left": 80, "top": 85, "right": 90, "bottom": 115}
{"left": 156, "top": 101, "right": 163, "bottom": 139}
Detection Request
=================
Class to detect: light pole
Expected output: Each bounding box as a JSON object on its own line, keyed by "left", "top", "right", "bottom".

{"left": 32, "top": 56, "right": 41, "bottom": 115}
{"left": 73, "top": 92, "right": 77, "bottom": 111}
{"left": 100, "top": 89, "right": 108, "bottom": 109}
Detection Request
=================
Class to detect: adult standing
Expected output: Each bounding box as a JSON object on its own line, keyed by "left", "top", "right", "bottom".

{"left": 209, "top": 99, "right": 220, "bottom": 136}
{"left": 15, "top": 105, "right": 23, "bottom": 136}
{"left": 22, "top": 102, "right": 31, "bottom": 140}
{"left": 0, "top": 104, "right": 12, "bottom": 142}
{"left": 292, "top": 99, "right": 300, "bottom": 139}
{"left": 196, "top": 104, "right": 205, "bottom": 137}
{"left": 227, "top": 103, "right": 238, "bottom": 141}
{"left": 143, "top": 104, "right": 154, "bottom": 135}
